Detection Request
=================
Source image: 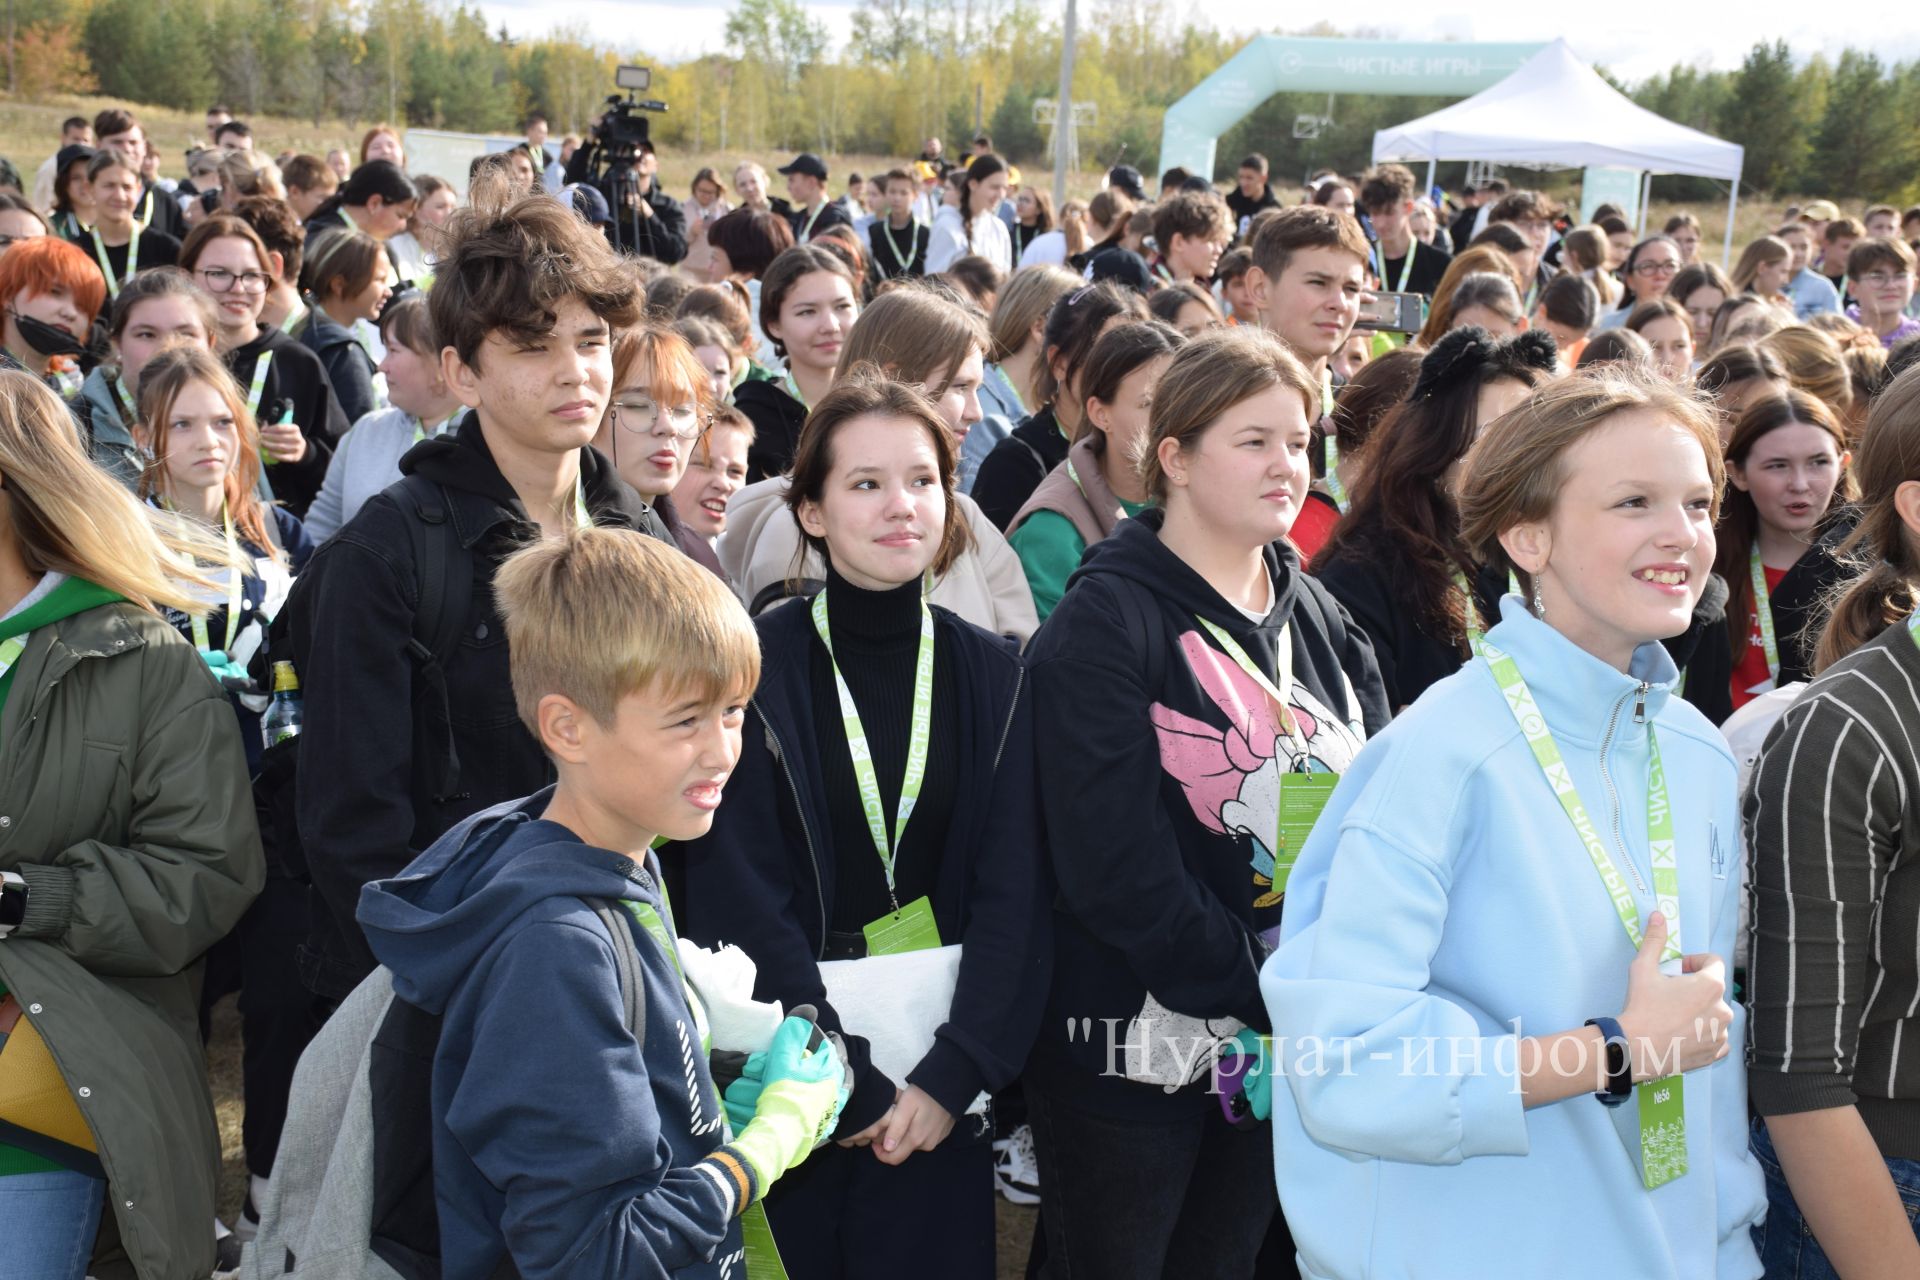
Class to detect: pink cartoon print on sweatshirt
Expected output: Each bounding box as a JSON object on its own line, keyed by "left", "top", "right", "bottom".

{"left": 1150, "top": 630, "right": 1337, "bottom": 909}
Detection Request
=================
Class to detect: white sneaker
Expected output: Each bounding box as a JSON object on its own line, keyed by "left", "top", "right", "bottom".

{"left": 991, "top": 1123, "right": 1041, "bottom": 1206}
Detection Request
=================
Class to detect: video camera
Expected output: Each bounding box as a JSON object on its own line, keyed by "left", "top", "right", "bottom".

{"left": 593, "top": 65, "right": 669, "bottom": 155}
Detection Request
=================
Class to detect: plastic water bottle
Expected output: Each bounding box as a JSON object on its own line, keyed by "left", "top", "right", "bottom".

{"left": 262, "top": 660, "right": 303, "bottom": 748}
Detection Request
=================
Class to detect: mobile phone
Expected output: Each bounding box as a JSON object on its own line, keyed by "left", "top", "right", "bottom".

{"left": 1353, "top": 291, "right": 1427, "bottom": 333}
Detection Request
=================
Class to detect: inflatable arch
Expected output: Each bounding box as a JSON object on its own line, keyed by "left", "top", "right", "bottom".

{"left": 1157, "top": 37, "right": 1547, "bottom": 181}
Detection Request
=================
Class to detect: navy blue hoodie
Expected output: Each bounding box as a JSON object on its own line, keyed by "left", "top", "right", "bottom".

{"left": 358, "top": 791, "right": 755, "bottom": 1280}
{"left": 676, "top": 598, "right": 1050, "bottom": 1138}
{"left": 1023, "top": 510, "right": 1390, "bottom": 1119}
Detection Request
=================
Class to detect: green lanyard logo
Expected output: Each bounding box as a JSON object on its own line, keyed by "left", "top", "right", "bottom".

{"left": 810, "top": 588, "right": 935, "bottom": 911}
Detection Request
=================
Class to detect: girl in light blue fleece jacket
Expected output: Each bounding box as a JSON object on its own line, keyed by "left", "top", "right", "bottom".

{"left": 1264, "top": 369, "right": 1766, "bottom": 1279}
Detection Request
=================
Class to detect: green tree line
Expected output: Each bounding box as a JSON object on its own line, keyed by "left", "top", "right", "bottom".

{"left": 10, "top": 0, "right": 1916, "bottom": 201}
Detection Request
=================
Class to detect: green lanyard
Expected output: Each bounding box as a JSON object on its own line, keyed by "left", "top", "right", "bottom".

{"left": 810, "top": 587, "right": 935, "bottom": 908}
{"left": 880, "top": 219, "right": 918, "bottom": 273}
{"left": 244, "top": 351, "right": 274, "bottom": 421}
{"left": 990, "top": 363, "right": 1026, "bottom": 416}
{"left": 1195, "top": 616, "right": 1307, "bottom": 756}
{"left": 781, "top": 366, "right": 811, "bottom": 409}
{"left": 0, "top": 633, "right": 26, "bottom": 682}
{"left": 110, "top": 372, "right": 136, "bottom": 424}
{"left": 1370, "top": 237, "right": 1415, "bottom": 292}
{"left": 91, "top": 229, "right": 137, "bottom": 297}
{"left": 1748, "top": 545, "right": 1780, "bottom": 684}
{"left": 131, "top": 189, "right": 152, "bottom": 233}
{"left": 279, "top": 300, "right": 308, "bottom": 335}
{"left": 1323, "top": 436, "right": 1348, "bottom": 512}
{"left": 1481, "top": 641, "right": 1682, "bottom": 964}
{"left": 798, "top": 202, "right": 825, "bottom": 242}
{"left": 1455, "top": 569, "right": 1523, "bottom": 657}
{"left": 181, "top": 499, "right": 244, "bottom": 655}
{"left": 573, "top": 471, "right": 591, "bottom": 529}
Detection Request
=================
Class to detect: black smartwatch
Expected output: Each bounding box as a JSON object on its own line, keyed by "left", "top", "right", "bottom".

{"left": 1585, "top": 1016, "right": 1633, "bottom": 1107}
{"left": 0, "top": 871, "right": 27, "bottom": 940}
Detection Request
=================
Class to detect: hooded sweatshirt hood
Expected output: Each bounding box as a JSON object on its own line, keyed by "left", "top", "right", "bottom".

{"left": 358, "top": 789, "right": 656, "bottom": 1014}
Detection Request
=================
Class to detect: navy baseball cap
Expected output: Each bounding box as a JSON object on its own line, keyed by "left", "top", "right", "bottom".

{"left": 1107, "top": 165, "right": 1146, "bottom": 201}
{"left": 561, "top": 183, "right": 613, "bottom": 227}
{"left": 778, "top": 153, "right": 829, "bottom": 181}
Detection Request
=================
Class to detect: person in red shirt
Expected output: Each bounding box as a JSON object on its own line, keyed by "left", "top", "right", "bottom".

{"left": 1716, "top": 389, "right": 1856, "bottom": 716}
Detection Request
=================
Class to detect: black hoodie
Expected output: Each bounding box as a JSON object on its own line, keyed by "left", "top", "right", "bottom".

{"left": 287, "top": 413, "right": 667, "bottom": 998}
{"left": 735, "top": 377, "right": 809, "bottom": 484}
{"left": 1024, "top": 510, "right": 1390, "bottom": 1119}
{"left": 970, "top": 407, "right": 1068, "bottom": 532}
{"left": 225, "top": 326, "right": 351, "bottom": 517}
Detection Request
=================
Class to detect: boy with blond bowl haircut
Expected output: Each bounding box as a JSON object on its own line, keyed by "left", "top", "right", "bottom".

{"left": 358, "top": 528, "right": 846, "bottom": 1279}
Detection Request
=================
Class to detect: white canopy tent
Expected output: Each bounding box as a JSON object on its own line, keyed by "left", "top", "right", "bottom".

{"left": 1371, "top": 39, "right": 1745, "bottom": 266}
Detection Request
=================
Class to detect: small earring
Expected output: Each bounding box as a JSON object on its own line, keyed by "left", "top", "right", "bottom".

{"left": 1530, "top": 576, "right": 1546, "bottom": 620}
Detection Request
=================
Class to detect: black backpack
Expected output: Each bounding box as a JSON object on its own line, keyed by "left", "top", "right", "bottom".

{"left": 256, "top": 474, "right": 475, "bottom": 886}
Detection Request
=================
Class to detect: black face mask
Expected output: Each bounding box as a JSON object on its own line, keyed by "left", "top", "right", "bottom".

{"left": 8, "top": 310, "right": 86, "bottom": 360}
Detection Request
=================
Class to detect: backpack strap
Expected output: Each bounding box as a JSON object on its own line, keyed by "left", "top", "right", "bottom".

{"left": 589, "top": 899, "right": 648, "bottom": 1042}
{"left": 397, "top": 474, "right": 475, "bottom": 805}
{"left": 1111, "top": 580, "right": 1166, "bottom": 699}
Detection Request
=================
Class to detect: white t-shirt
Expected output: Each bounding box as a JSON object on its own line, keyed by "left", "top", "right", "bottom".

{"left": 927, "top": 208, "right": 1012, "bottom": 274}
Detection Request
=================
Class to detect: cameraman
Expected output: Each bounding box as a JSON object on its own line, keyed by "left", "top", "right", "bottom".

{"left": 565, "top": 129, "right": 686, "bottom": 264}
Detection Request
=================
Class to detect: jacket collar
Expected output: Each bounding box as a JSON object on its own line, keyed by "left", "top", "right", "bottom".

{"left": 1067, "top": 433, "right": 1129, "bottom": 539}
{"left": 1479, "top": 595, "right": 1679, "bottom": 747}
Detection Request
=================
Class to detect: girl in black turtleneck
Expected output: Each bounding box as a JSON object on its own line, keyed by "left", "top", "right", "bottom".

{"left": 679, "top": 374, "right": 1047, "bottom": 1280}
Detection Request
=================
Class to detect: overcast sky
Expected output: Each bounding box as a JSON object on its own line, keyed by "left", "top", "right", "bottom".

{"left": 475, "top": 0, "right": 1920, "bottom": 86}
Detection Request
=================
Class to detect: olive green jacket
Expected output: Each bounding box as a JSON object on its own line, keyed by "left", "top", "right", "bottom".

{"left": 0, "top": 599, "right": 264, "bottom": 1279}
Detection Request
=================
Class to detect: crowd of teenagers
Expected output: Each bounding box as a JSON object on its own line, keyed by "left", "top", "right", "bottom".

{"left": 7, "top": 102, "right": 1920, "bottom": 1280}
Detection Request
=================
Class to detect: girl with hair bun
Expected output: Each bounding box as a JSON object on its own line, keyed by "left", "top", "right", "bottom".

{"left": 1745, "top": 362, "right": 1920, "bottom": 1276}
{"left": 1269, "top": 366, "right": 1764, "bottom": 1279}
{"left": 1312, "top": 327, "right": 1555, "bottom": 710}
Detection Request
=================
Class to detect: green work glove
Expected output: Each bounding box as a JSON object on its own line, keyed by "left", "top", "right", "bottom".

{"left": 199, "top": 649, "right": 250, "bottom": 685}
{"left": 1231, "top": 1027, "right": 1273, "bottom": 1123}
{"left": 722, "top": 1050, "right": 768, "bottom": 1133}
{"left": 728, "top": 1016, "right": 845, "bottom": 1196}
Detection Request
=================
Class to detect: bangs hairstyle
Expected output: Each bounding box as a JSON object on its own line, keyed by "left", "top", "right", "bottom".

{"left": 0, "top": 370, "right": 233, "bottom": 614}
{"left": 179, "top": 212, "right": 271, "bottom": 276}
{"left": 1248, "top": 204, "right": 1371, "bottom": 282}
{"left": 1459, "top": 367, "right": 1725, "bottom": 596}
{"left": 107, "top": 266, "right": 217, "bottom": 347}
{"left": 1141, "top": 326, "right": 1318, "bottom": 505}
{"left": 134, "top": 344, "right": 282, "bottom": 564}
{"left": 300, "top": 226, "right": 384, "bottom": 304}
{"left": 988, "top": 265, "right": 1080, "bottom": 364}
{"left": 1717, "top": 389, "right": 1855, "bottom": 668}
{"left": 784, "top": 370, "right": 973, "bottom": 578}
{"left": 1815, "top": 363, "right": 1920, "bottom": 671}
{"left": 836, "top": 284, "right": 989, "bottom": 395}
{"left": 0, "top": 236, "right": 106, "bottom": 323}
{"left": 1416, "top": 245, "right": 1527, "bottom": 346}
{"left": 430, "top": 194, "right": 644, "bottom": 371}
{"left": 378, "top": 291, "right": 435, "bottom": 355}
{"left": 494, "top": 526, "right": 760, "bottom": 737}
{"left": 85, "top": 146, "right": 139, "bottom": 184}
{"left": 611, "top": 327, "right": 716, "bottom": 416}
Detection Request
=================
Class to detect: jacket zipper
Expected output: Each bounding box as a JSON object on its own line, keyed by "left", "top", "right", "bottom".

{"left": 989, "top": 667, "right": 1023, "bottom": 776}
{"left": 1597, "top": 680, "right": 1653, "bottom": 895}
{"left": 756, "top": 704, "right": 828, "bottom": 957}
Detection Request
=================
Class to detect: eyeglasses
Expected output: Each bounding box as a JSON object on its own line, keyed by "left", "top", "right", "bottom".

{"left": 1633, "top": 260, "right": 1681, "bottom": 277}
{"left": 197, "top": 266, "right": 272, "bottom": 294}
{"left": 1856, "top": 270, "right": 1914, "bottom": 288}
{"left": 611, "top": 397, "right": 703, "bottom": 440}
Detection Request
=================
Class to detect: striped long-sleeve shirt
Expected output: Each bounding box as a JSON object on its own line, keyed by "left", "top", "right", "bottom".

{"left": 1744, "top": 614, "right": 1920, "bottom": 1158}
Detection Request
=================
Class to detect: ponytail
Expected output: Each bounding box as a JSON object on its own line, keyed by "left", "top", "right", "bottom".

{"left": 1812, "top": 363, "right": 1920, "bottom": 672}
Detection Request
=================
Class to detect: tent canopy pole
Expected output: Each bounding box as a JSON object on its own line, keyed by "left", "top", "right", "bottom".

{"left": 1722, "top": 180, "right": 1739, "bottom": 270}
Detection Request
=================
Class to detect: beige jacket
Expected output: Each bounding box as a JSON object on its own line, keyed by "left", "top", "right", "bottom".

{"left": 717, "top": 476, "right": 1039, "bottom": 644}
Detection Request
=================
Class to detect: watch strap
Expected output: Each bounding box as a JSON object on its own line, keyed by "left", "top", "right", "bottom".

{"left": 1585, "top": 1016, "right": 1633, "bottom": 1107}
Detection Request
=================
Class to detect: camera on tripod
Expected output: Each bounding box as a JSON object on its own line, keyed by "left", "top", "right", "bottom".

{"left": 593, "top": 65, "right": 669, "bottom": 155}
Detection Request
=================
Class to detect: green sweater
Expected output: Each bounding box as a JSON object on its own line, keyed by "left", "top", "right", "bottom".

{"left": 1008, "top": 500, "right": 1148, "bottom": 621}
{"left": 0, "top": 573, "right": 123, "bottom": 1177}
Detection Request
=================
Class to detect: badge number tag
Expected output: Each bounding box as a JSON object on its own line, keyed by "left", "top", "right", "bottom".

{"left": 1635, "top": 1075, "right": 1687, "bottom": 1189}
{"left": 1275, "top": 773, "right": 1339, "bottom": 895}
{"left": 862, "top": 895, "right": 942, "bottom": 956}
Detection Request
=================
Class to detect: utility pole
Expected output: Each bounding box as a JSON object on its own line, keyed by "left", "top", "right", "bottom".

{"left": 1051, "top": 0, "right": 1075, "bottom": 211}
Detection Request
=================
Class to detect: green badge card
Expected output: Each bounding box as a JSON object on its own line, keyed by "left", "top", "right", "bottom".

{"left": 741, "top": 1203, "right": 790, "bottom": 1280}
{"left": 1274, "top": 773, "right": 1339, "bottom": 895}
{"left": 1636, "top": 1075, "right": 1688, "bottom": 1189}
{"left": 863, "top": 895, "right": 943, "bottom": 956}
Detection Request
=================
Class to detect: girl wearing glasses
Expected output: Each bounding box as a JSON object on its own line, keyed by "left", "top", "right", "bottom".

{"left": 1594, "top": 235, "right": 1683, "bottom": 333}
{"left": 589, "top": 328, "right": 716, "bottom": 563}
{"left": 178, "top": 214, "right": 349, "bottom": 517}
